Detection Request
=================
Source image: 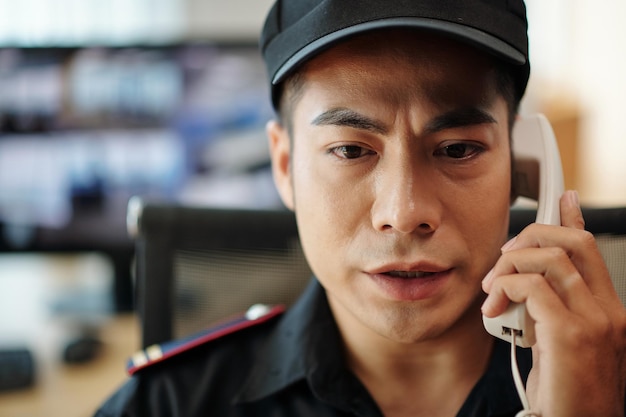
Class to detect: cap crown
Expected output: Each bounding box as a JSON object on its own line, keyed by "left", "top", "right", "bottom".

{"left": 260, "top": 0, "right": 529, "bottom": 109}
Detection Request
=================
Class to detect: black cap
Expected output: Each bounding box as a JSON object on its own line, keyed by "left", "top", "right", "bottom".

{"left": 260, "top": 0, "right": 530, "bottom": 109}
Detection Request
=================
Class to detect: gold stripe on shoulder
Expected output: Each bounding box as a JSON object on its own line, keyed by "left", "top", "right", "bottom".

{"left": 131, "top": 351, "right": 148, "bottom": 368}
{"left": 146, "top": 344, "right": 163, "bottom": 361}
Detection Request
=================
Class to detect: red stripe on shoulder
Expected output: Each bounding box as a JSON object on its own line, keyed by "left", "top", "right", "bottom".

{"left": 127, "top": 304, "right": 285, "bottom": 375}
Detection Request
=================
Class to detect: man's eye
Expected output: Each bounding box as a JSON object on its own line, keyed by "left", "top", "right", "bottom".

{"left": 331, "top": 145, "right": 370, "bottom": 159}
{"left": 437, "top": 143, "right": 482, "bottom": 159}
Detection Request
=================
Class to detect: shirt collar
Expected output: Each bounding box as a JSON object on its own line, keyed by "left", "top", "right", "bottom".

{"left": 233, "top": 278, "right": 338, "bottom": 401}
{"left": 233, "top": 278, "right": 376, "bottom": 413}
{"left": 460, "top": 338, "right": 532, "bottom": 416}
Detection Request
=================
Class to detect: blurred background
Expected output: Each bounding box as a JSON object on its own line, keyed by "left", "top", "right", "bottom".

{"left": 0, "top": 0, "right": 624, "bottom": 416}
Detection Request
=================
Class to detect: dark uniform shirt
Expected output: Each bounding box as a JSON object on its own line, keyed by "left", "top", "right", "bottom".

{"left": 95, "top": 278, "right": 532, "bottom": 417}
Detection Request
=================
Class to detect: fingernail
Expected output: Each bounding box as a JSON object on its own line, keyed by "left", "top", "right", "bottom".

{"left": 569, "top": 190, "right": 580, "bottom": 207}
{"left": 501, "top": 235, "right": 517, "bottom": 252}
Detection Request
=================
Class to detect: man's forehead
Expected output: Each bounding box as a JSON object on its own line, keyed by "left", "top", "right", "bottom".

{"left": 421, "top": 70, "right": 500, "bottom": 112}
{"left": 299, "top": 33, "right": 500, "bottom": 109}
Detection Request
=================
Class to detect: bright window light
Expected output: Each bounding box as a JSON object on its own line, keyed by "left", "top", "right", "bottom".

{"left": 0, "top": 0, "right": 184, "bottom": 46}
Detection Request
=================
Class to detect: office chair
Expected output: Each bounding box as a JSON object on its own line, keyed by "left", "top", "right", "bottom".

{"left": 127, "top": 197, "right": 312, "bottom": 348}
{"left": 128, "top": 197, "right": 626, "bottom": 348}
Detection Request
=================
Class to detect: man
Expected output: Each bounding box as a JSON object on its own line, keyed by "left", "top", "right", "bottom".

{"left": 95, "top": 1, "right": 626, "bottom": 416}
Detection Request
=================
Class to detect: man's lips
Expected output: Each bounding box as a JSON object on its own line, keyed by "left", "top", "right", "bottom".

{"left": 384, "top": 270, "right": 439, "bottom": 279}
{"left": 368, "top": 262, "right": 451, "bottom": 278}
{"left": 366, "top": 264, "right": 453, "bottom": 300}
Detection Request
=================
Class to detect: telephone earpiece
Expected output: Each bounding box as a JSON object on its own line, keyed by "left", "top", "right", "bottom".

{"left": 482, "top": 113, "right": 565, "bottom": 348}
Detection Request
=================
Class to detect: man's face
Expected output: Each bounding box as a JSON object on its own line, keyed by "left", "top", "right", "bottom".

{"left": 269, "top": 31, "right": 512, "bottom": 344}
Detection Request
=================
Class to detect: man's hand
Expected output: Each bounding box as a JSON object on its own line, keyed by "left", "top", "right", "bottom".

{"left": 482, "top": 190, "right": 626, "bottom": 417}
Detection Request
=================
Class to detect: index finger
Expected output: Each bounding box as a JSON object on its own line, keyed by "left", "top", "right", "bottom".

{"left": 505, "top": 223, "right": 619, "bottom": 308}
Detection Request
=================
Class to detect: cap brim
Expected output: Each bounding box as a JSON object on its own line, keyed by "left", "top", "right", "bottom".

{"left": 272, "top": 17, "right": 526, "bottom": 85}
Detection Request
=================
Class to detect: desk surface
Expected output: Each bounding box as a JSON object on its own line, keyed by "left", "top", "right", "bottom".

{"left": 0, "top": 314, "right": 138, "bottom": 417}
{"left": 0, "top": 253, "right": 139, "bottom": 417}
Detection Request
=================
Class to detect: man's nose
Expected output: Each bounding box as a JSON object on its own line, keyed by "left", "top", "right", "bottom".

{"left": 370, "top": 157, "right": 441, "bottom": 235}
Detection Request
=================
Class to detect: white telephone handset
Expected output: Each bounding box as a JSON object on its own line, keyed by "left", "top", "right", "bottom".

{"left": 482, "top": 114, "right": 565, "bottom": 348}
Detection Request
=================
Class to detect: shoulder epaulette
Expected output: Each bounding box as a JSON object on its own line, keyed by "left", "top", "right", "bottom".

{"left": 126, "top": 304, "right": 285, "bottom": 375}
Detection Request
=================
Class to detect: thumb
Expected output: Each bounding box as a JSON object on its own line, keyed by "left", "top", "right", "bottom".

{"left": 560, "top": 190, "right": 585, "bottom": 230}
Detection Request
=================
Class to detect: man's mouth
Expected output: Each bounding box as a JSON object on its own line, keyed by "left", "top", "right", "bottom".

{"left": 385, "top": 270, "right": 438, "bottom": 279}
{"left": 369, "top": 267, "right": 452, "bottom": 301}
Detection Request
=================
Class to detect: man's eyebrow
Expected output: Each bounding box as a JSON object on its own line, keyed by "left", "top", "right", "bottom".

{"left": 423, "top": 107, "right": 497, "bottom": 135}
{"left": 311, "top": 108, "right": 387, "bottom": 134}
{"left": 311, "top": 106, "right": 496, "bottom": 135}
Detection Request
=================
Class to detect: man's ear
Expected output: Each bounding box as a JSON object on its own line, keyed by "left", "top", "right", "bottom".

{"left": 510, "top": 115, "right": 520, "bottom": 205}
{"left": 267, "top": 119, "right": 295, "bottom": 210}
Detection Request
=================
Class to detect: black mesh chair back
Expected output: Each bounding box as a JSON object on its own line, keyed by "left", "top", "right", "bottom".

{"left": 128, "top": 198, "right": 311, "bottom": 348}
